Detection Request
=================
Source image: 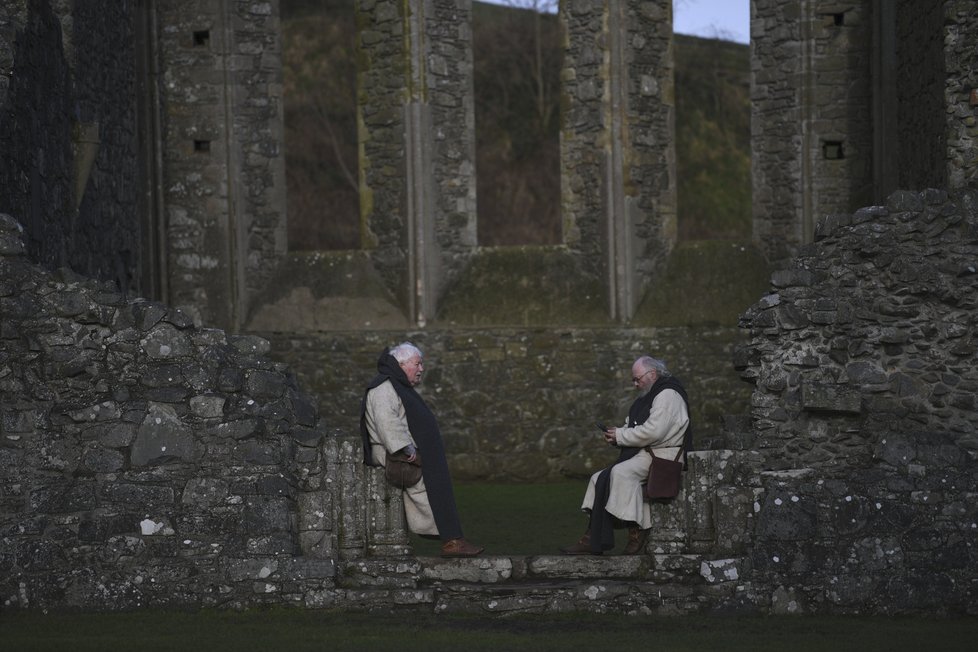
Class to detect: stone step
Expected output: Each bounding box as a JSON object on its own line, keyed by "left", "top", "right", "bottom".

{"left": 416, "top": 553, "right": 714, "bottom": 584}
{"left": 333, "top": 554, "right": 747, "bottom": 615}
{"left": 429, "top": 579, "right": 711, "bottom": 615}
{"left": 340, "top": 553, "right": 731, "bottom": 585}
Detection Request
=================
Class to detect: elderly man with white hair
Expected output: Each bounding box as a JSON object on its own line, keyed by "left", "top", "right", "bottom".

{"left": 562, "top": 355, "right": 692, "bottom": 555}
{"left": 360, "top": 342, "right": 483, "bottom": 557}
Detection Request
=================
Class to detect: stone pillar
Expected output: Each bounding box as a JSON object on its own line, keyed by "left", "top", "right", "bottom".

{"left": 752, "top": 0, "right": 872, "bottom": 264}
{"left": 332, "top": 434, "right": 410, "bottom": 559}
{"left": 943, "top": 1, "right": 978, "bottom": 189}
{"left": 155, "top": 0, "right": 287, "bottom": 331}
{"left": 364, "top": 463, "right": 411, "bottom": 556}
{"left": 358, "top": 0, "right": 477, "bottom": 326}
{"left": 560, "top": 0, "right": 676, "bottom": 321}
{"left": 647, "top": 450, "right": 763, "bottom": 557}
{"left": 334, "top": 435, "right": 368, "bottom": 560}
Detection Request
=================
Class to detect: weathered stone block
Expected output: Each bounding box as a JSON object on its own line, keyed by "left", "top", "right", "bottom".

{"left": 700, "top": 557, "right": 747, "bottom": 584}
{"left": 527, "top": 555, "right": 647, "bottom": 580}
{"left": 800, "top": 382, "right": 861, "bottom": 414}
{"left": 102, "top": 483, "right": 175, "bottom": 506}
{"left": 189, "top": 394, "right": 225, "bottom": 418}
{"left": 80, "top": 445, "right": 125, "bottom": 473}
{"left": 141, "top": 323, "right": 193, "bottom": 359}
{"left": 754, "top": 490, "right": 816, "bottom": 541}
{"left": 243, "top": 496, "right": 291, "bottom": 533}
{"left": 420, "top": 557, "right": 512, "bottom": 583}
{"left": 132, "top": 403, "right": 197, "bottom": 466}
{"left": 181, "top": 478, "right": 229, "bottom": 506}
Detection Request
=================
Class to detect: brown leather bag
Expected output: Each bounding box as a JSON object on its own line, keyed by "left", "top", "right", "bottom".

{"left": 384, "top": 451, "right": 423, "bottom": 489}
{"left": 644, "top": 447, "right": 684, "bottom": 502}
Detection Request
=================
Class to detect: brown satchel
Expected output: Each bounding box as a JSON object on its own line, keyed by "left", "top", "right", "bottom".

{"left": 384, "top": 451, "right": 423, "bottom": 489}
{"left": 644, "top": 446, "right": 684, "bottom": 502}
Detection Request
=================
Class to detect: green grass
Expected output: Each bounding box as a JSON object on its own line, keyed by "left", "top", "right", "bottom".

{"left": 2, "top": 609, "right": 977, "bottom": 652}
{"left": 409, "top": 481, "right": 589, "bottom": 556}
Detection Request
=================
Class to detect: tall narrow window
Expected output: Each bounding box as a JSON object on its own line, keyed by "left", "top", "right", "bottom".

{"left": 473, "top": 0, "right": 562, "bottom": 245}
{"left": 281, "top": 0, "right": 360, "bottom": 250}
{"left": 673, "top": 1, "right": 751, "bottom": 241}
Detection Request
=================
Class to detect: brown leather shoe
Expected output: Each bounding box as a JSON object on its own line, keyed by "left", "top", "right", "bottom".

{"left": 621, "top": 527, "right": 650, "bottom": 555}
{"left": 560, "top": 531, "right": 598, "bottom": 555}
{"left": 441, "top": 538, "right": 484, "bottom": 558}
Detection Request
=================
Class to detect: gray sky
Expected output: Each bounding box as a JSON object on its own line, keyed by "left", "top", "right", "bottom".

{"left": 673, "top": 0, "right": 749, "bottom": 44}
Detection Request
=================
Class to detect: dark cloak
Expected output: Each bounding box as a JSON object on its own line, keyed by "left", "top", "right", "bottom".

{"left": 589, "top": 375, "right": 692, "bottom": 553}
{"left": 359, "top": 349, "right": 464, "bottom": 541}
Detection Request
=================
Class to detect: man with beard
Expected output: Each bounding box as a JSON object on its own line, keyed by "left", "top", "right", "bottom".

{"left": 360, "top": 342, "right": 484, "bottom": 557}
{"left": 561, "top": 355, "right": 692, "bottom": 555}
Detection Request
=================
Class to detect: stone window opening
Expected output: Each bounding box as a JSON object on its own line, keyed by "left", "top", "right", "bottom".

{"left": 193, "top": 139, "right": 210, "bottom": 154}
{"left": 473, "top": 0, "right": 562, "bottom": 246}
{"left": 822, "top": 140, "right": 845, "bottom": 160}
{"left": 820, "top": 12, "right": 846, "bottom": 27}
{"left": 193, "top": 30, "right": 210, "bottom": 47}
{"left": 280, "top": 1, "right": 360, "bottom": 251}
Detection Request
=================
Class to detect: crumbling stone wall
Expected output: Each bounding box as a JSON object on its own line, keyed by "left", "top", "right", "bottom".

{"left": 0, "top": 214, "right": 333, "bottom": 610}
{"left": 737, "top": 188, "right": 978, "bottom": 613}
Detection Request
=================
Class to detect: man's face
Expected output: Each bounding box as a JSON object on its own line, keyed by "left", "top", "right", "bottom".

{"left": 631, "top": 362, "right": 657, "bottom": 392}
{"left": 400, "top": 355, "right": 424, "bottom": 386}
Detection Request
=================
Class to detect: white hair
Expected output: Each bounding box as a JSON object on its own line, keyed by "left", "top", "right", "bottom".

{"left": 390, "top": 342, "right": 423, "bottom": 363}
{"left": 636, "top": 355, "right": 670, "bottom": 377}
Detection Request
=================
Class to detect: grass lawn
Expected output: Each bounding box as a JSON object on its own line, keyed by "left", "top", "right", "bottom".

{"left": 2, "top": 609, "right": 977, "bottom": 652}
{"left": 410, "top": 481, "right": 588, "bottom": 556}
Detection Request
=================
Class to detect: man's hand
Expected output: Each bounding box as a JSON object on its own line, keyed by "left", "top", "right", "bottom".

{"left": 602, "top": 428, "right": 617, "bottom": 446}
{"left": 403, "top": 444, "right": 418, "bottom": 462}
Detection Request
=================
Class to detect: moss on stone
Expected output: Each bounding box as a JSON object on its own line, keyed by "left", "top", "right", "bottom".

{"left": 245, "top": 251, "right": 408, "bottom": 331}
{"left": 435, "top": 246, "right": 609, "bottom": 326}
{"left": 632, "top": 240, "right": 771, "bottom": 327}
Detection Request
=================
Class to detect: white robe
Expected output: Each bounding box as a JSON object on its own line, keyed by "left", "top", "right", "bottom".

{"left": 581, "top": 387, "right": 689, "bottom": 529}
{"left": 364, "top": 379, "right": 438, "bottom": 535}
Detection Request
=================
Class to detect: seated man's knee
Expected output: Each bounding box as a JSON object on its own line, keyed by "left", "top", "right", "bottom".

{"left": 609, "top": 465, "right": 633, "bottom": 485}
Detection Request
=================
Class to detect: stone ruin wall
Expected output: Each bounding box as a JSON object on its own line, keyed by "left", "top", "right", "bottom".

{"left": 5, "top": 189, "right": 978, "bottom": 615}
{"left": 807, "top": 2, "right": 874, "bottom": 223}
{"left": 737, "top": 188, "right": 978, "bottom": 614}
{"left": 3, "top": 0, "right": 978, "bottom": 616}
{"left": 156, "top": 0, "right": 287, "bottom": 331}
{"left": 750, "top": 0, "right": 978, "bottom": 265}
{"left": 0, "top": 214, "right": 339, "bottom": 610}
{"left": 750, "top": 0, "right": 877, "bottom": 263}
{"left": 0, "top": 0, "right": 143, "bottom": 295}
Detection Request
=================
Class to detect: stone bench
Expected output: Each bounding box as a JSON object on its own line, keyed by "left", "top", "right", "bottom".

{"left": 311, "top": 435, "right": 763, "bottom": 564}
